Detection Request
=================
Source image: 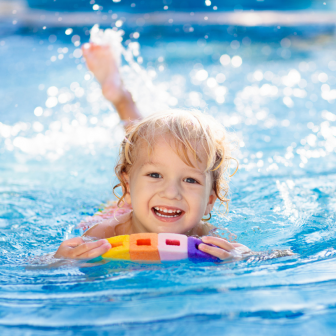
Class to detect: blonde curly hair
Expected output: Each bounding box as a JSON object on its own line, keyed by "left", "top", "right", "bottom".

{"left": 113, "top": 109, "right": 238, "bottom": 213}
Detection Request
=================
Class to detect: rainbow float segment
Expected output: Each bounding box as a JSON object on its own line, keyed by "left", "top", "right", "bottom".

{"left": 102, "top": 233, "right": 219, "bottom": 262}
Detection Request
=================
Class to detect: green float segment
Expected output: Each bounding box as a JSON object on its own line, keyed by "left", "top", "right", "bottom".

{"left": 101, "top": 233, "right": 219, "bottom": 262}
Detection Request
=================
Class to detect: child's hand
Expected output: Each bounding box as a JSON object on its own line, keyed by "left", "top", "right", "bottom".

{"left": 199, "top": 236, "right": 250, "bottom": 260}
{"left": 54, "top": 237, "right": 111, "bottom": 260}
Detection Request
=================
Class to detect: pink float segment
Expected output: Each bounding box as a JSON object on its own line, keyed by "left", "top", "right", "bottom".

{"left": 158, "top": 233, "right": 188, "bottom": 261}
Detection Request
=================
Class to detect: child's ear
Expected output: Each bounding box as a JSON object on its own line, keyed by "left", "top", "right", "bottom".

{"left": 122, "top": 172, "right": 132, "bottom": 204}
{"left": 205, "top": 189, "right": 217, "bottom": 215}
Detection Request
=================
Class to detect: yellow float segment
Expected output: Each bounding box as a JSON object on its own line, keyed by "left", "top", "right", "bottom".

{"left": 102, "top": 235, "right": 131, "bottom": 260}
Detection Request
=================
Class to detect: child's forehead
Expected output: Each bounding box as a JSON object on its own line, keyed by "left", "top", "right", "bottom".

{"left": 135, "top": 137, "right": 209, "bottom": 172}
{"left": 138, "top": 134, "right": 207, "bottom": 155}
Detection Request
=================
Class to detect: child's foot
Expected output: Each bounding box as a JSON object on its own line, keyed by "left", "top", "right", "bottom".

{"left": 82, "top": 43, "right": 125, "bottom": 105}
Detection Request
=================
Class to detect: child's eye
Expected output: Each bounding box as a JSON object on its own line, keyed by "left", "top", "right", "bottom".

{"left": 148, "top": 173, "right": 162, "bottom": 178}
{"left": 184, "top": 177, "right": 198, "bottom": 184}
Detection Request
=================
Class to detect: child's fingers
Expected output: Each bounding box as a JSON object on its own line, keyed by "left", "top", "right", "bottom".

{"left": 55, "top": 238, "right": 111, "bottom": 259}
{"left": 231, "top": 243, "right": 250, "bottom": 253}
{"left": 201, "top": 236, "right": 234, "bottom": 252}
{"left": 55, "top": 237, "right": 86, "bottom": 259}
{"left": 76, "top": 241, "right": 111, "bottom": 260}
{"left": 62, "top": 236, "right": 85, "bottom": 248}
{"left": 198, "top": 244, "right": 232, "bottom": 260}
{"left": 72, "top": 239, "right": 110, "bottom": 257}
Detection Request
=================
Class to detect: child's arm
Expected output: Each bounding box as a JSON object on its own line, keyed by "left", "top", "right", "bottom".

{"left": 54, "top": 213, "right": 131, "bottom": 259}
{"left": 190, "top": 222, "right": 250, "bottom": 260}
{"left": 199, "top": 236, "right": 295, "bottom": 261}
{"left": 54, "top": 237, "right": 111, "bottom": 260}
{"left": 54, "top": 219, "right": 115, "bottom": 259}
{"left": 53, "top": 219, "right": 113, "bottom": 259}
{"left": 82, "top": 43, "right": 142, "bottom": 127}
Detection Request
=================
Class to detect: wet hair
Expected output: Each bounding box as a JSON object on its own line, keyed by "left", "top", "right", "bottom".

{"left": 113, "top": 109, "right": 238, "bottom": 213}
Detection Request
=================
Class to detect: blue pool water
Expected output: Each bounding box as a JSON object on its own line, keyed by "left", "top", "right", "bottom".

{"left": 1, "top": 22, "right": 336, "bottom": 335}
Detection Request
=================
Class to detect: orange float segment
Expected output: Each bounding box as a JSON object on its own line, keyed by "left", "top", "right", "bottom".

{"left": 129, "top": 233, "right": 160, "bottom": 261}
{"left": 102, "top": 235, "right": 130, "bottom": 260}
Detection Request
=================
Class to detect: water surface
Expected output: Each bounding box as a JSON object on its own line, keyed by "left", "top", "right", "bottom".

{"left": 0, "top": 23, "right": 336, "bottom": 335}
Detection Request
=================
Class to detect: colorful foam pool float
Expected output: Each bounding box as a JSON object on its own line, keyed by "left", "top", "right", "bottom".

{"left": 101, "top": 233, "right": 219, "bottom": 263}
{"left": 102, "top": 235, "right": 130, "bottom": 260}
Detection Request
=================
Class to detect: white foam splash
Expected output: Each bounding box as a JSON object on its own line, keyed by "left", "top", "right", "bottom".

{"left": 0, "top": 26, "right": 175, "bottom": 160}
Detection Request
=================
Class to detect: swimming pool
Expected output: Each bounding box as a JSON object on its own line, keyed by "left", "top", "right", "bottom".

{"left": 1, "top": 18, "right": 336, "bottom": 335}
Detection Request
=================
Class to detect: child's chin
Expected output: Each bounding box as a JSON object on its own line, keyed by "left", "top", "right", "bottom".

{"left": 156, "top": 227, "right": 185, "bottom": 234}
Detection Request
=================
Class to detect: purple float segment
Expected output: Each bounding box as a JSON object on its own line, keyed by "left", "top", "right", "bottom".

{"left": 187, "top": 237, "right": 219, "bottom": 262}
{"left": 158, "top": 233, "right": 188, "bottom": 261}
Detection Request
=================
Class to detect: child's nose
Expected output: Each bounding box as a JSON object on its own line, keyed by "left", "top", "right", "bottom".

{"left": 159, "top": 181, "right": 182, "bottom": 200}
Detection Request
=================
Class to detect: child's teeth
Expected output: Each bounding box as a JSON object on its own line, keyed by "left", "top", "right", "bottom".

{"left": 153, "top": 207, "right": 183, "bottom": 217}
{"left": 156, "top": 212, "right": 179, "bottom": 218}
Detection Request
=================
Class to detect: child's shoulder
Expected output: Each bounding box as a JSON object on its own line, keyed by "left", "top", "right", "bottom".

{"left": 189, "top": 221, "right": 218, "bottom": 237}
{"left": 83, "top": 212, "right": 132, "bottom": 239}
{"left": 78, "top": 201, "right": 132, "bottom": 238}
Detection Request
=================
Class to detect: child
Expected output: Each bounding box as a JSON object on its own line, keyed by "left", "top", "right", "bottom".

{"left": 54, "top": 40, "right": 250, "bottom": 261}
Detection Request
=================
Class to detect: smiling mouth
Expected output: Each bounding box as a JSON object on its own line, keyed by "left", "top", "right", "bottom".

{"left": 152, "top": 206, "right": 184, "bottom": 219}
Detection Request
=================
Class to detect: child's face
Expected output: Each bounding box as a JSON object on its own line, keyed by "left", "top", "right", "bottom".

{"left": 123, "top": 137, "right": 217, "bottom": 234}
